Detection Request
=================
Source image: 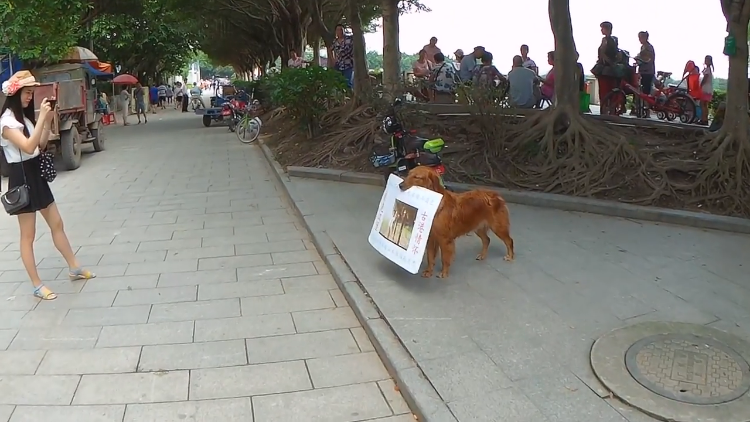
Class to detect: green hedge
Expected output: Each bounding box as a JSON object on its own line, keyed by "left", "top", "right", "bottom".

{"left": 710, "top": 89, "right": 726, "bottom": 116}
{"left": 260, "top": 67, "right": 348, "bottom": 136}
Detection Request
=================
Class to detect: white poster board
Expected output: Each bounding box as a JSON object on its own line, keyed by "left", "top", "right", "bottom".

{"left": 368, "top": 174, "right": 443, "bottom": 274}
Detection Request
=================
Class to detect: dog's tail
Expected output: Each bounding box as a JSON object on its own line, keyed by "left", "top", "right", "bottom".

{"left": 486, "top": 192, "right": 510, "bottom": 226}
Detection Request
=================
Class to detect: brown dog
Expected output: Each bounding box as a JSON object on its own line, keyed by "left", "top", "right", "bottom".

{"left": 399, "top": 166, "right": 514, "bottom": 278}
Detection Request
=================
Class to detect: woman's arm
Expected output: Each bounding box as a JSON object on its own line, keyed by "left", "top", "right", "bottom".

{"left": 39, "top": 124, "right": 51, "bottom": 150}
{"left": 1, "top": 99, "right": 52, "bottom": 154}
{"left": 1, "top": 118, "right": 49, "bottom": 155}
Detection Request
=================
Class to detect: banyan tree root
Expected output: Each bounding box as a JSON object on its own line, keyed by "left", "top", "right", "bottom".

{"left": 266, "top": 100, "right": 750, "bottom": 218}
{"left": 680, "top": 130, "right": 750, "bottom": 215}
{"left": 269, "top": 100, "right": 383, "bottom": 170}
{"left": 488, "top": 105, "right": 656, "bottom": 197}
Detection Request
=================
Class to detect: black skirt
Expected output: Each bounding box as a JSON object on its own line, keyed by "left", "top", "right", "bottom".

{"left": 7, "top": 155, "right": 54, "bottom": 215}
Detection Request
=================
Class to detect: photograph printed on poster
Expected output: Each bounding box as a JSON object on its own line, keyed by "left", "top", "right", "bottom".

{"left": 368, "top": 174, "right": 443, "bottom": 274}
{"left": 378, "top": 199, "right": 418, "bottom": 250}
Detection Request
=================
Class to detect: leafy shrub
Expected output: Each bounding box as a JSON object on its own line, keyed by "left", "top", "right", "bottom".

{"left": 263, "top": 67, "right": 349, "bottom": 136}
{"left": 231, "top": 79, "right": 269, "bottom": 106}
{"left": 710, "top": 89, "right": 726, "bottom": 117}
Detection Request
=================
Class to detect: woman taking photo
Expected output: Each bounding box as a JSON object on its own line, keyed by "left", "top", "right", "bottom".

{"left": 0, "top": 71, "right": 95, "bottom": 300}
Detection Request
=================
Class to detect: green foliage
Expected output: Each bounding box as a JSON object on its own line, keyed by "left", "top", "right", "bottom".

{"left": 183, "top": 51, "right": 235, "bottom": 79}
{"left": 710, "top": 89, "right": 727, "bottom": 116}
{"left": 0, "top": 0, "right": 87, "bottom": 61}
{"left": 264, "top": 67, "right": 348, "bottom": 136}
{"left": 232, "top": 79, "right": 271, "bottom": 105}
{"left": 365, "top": 51, "right": 421, "bottom": 73}
{"left": 90, "top": 0, "right": 201, "bottom": 82}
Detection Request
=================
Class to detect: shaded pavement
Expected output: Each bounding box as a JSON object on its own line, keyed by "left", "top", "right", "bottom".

{"left": 282, "top": 175, "right": 750, "bottom": 422}
{"left": 0, "top": 110, "right": 413, "bottom": 421}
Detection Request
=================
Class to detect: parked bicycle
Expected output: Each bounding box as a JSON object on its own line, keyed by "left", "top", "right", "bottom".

{"left": 602, "top": 67, "right": 696, "bottom": 124}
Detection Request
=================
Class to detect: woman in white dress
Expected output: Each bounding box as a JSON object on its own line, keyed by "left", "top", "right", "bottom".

{"left": 0, "top": 71, "right": 96, "bottom": 300}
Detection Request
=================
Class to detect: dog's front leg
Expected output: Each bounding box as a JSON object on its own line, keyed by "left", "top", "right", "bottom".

{"left": 437, "top": 240, "right": 456, "bottom": 279}
{"left": 422, "top": 238, "right": 438, "bottom": 278}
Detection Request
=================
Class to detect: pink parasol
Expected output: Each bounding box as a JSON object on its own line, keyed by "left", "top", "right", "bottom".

{"left": 112, "top": 74, "right": 138, "bottom": 84}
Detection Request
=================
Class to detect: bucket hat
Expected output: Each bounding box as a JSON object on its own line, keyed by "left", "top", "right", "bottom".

{"left": 1, "top": 70, "right": 40, "bottom": 96}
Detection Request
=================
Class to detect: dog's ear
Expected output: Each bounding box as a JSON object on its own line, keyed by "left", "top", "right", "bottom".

{"left": 427, "top": 169, "right": 442, "bottom": 190}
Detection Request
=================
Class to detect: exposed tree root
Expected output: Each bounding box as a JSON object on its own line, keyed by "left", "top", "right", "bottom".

{"left": 678, "top": 129, "right": 750, "bottom": 215}
{"left": 263, "top": 100, "right": 750, "bottom": 218}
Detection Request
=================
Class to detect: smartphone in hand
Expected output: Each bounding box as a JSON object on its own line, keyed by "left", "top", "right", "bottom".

{"left": 47, "top": 98, "right": 57, "bottom": 109}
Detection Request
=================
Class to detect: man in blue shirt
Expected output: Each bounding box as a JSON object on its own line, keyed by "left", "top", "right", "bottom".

{"left": 332, "top": 24, "right": 354, "bottom": 88}
{"left": 458, "top": 46, "right": 485, "bottom": 82}
{"left": 149, "top": 85, "right": 159, "bottom": 114}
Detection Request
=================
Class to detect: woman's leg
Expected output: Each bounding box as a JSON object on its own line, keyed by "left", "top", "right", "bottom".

{"left": 40, "top": 203, "right": 95, "bottom": 280}
{"left": 17, "top": 213, "right": 56, "bottom": 299}
{"left": 700, "top": 100, "right": 709, "bottom": 124}
{"left": 18, "top": 213, "right": 39, "bottom": 286}
{"left": 39, "top": 203, "right": 80, "bottom": 269}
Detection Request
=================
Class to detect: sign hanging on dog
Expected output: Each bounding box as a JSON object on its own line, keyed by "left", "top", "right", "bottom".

{"left": 368, "top": 174, "right": 443, "bottom": 274}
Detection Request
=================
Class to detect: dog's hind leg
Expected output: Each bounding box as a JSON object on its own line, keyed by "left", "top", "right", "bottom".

{"left": 437, "top": 240, "right": 456, "bottom": 279}
{"left": 474, "top": 225, "right": 491, "bottom": 260}
{"left": 490, "top": 222, "right": 514, "bottom": 261}
{"left": 422, "top": 238, "right": 438, "bottom": 278}
{"left": 487, "top": 204, "right": 514, "bottom": 261}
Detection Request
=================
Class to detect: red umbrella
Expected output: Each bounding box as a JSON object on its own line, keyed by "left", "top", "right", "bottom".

{"left": 112, "top": 74, "right": 138, "bottom": 84}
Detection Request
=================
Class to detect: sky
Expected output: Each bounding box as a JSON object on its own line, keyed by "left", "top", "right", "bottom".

{"left": 363, "top": 0, "right": 730, "bottom": 78}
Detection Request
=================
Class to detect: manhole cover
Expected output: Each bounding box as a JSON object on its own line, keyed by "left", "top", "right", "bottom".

{"left": 625, "top": 333, "right": 750, "bottom": 405}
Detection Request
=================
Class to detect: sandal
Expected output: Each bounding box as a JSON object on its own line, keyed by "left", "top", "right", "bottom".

{"left": 33, "top": 285, "right": 57, "bottom": 300}
{"left": 69, "top": 268, "right": 96, "bottom": 281}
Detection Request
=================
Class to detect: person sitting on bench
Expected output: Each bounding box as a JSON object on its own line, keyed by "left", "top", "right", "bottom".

{"left": 508, "top": 55, "right": 539, "bottom": 109}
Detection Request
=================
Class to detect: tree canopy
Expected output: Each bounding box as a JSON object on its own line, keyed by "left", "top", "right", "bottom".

{"left": 2, "top": 0, "right": 430, "bottom": 88}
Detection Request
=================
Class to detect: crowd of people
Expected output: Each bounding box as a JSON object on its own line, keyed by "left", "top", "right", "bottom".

{"left": 402, "top": 23, "right": 715, "bottom": 123}
{"left": 112, "top": 81, "right": 206, "bottom": 126}
{"left": 407, "top": 37, "right": 585, "bottom": 109}
{"left": 592, "top": 22, "right": 714, "bottom": 124}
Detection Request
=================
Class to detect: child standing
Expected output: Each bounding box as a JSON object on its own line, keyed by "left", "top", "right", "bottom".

{"left": 699, "top": 55, "right": 714, "bottom": 126}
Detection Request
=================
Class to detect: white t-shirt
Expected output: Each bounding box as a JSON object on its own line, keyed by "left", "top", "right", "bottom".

{"left": 288, "top": 57, "right": 304, "bottom": 68}
{"left": 522, "top": 58, "right": 538, "bottom": 72}
{"left": 0, "top": 109, "right": 40, "bottom": 163}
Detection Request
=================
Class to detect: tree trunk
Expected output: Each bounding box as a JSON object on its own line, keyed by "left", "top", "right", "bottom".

{"left": 720, "top": 0, "right": 750, "bottom": 138}
{"left": 382, "top": 0, "right": 401, "bottom": 100}
{"left": 348, "top": 0, "right": 371, "bottom": 99}
{"left": 326, "top": 44, "right": 334, "bottom": 68}
{"left": 312, "top": 39, "right": 321, "bottom": 67}
{"left": 548, "top": 0, "right": 579, "bottom": 112}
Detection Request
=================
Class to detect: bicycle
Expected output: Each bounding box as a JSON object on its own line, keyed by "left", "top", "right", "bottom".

{"left": 235, "top": 110, "right": 262, "bottom": 144}
{"left": 602, "top": 67, "right": 696, "bottom": 124}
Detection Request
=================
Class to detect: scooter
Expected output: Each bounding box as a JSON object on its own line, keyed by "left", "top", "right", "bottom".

{"left": 369, "top": 97, "right": 447, "bottom": 185}
{"left": 190, "top": 95, "right": 204, "bottom": 111}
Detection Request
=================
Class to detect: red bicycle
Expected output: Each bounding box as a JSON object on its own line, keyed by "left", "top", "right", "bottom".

{"left": 602, "top": 70, "right": 696, "bottom": 123}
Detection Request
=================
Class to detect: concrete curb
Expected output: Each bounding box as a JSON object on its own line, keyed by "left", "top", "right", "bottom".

{"left": 285, "top": 166, "right": 750, "bottom": 235}
{"left": 259, "top": 143, "right": 457, "bottom": 422}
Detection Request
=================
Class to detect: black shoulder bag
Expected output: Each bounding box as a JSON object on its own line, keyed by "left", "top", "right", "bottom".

{"left": 1, "top": 148, "right": 30, "bottom": 214}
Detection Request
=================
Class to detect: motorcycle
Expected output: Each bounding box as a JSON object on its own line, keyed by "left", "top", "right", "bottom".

{"left": 226, "top": 96, "right": 251, "bottom": 133}
{"left": 190, "top": 95, "right": 204, "bottom": 111}
{"left": 369, "top": 97, "right": 446, "bottom": 185}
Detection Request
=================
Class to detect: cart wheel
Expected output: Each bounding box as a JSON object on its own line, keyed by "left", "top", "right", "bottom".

{"left": 602, "top": 89, "right": 627, "bottom": 116}
{"left": 656, "top": 111, "right": 666, "bottom": 120}
{"left": 667, "top": 93, "right": 697, "bottom": 124}
{"left": 202, "top": 115, "right": 212, "bottom": 127}
{"left": 60, "top": 129, "right": 82, "bottom": 170}
{"left": 91, "top": 127, "right": 105, "bottom": 152}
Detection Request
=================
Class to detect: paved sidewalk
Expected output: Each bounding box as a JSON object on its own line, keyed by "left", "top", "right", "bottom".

{"left": 0, "top": 111, "right": 412, "bottom": 421}
{"left": 282, "top": 176, "right": 750, "bottom": 422}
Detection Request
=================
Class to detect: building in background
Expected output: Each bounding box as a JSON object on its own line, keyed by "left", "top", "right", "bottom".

{"left": 187, "top": 61, "right": 200, "bottom": 85}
